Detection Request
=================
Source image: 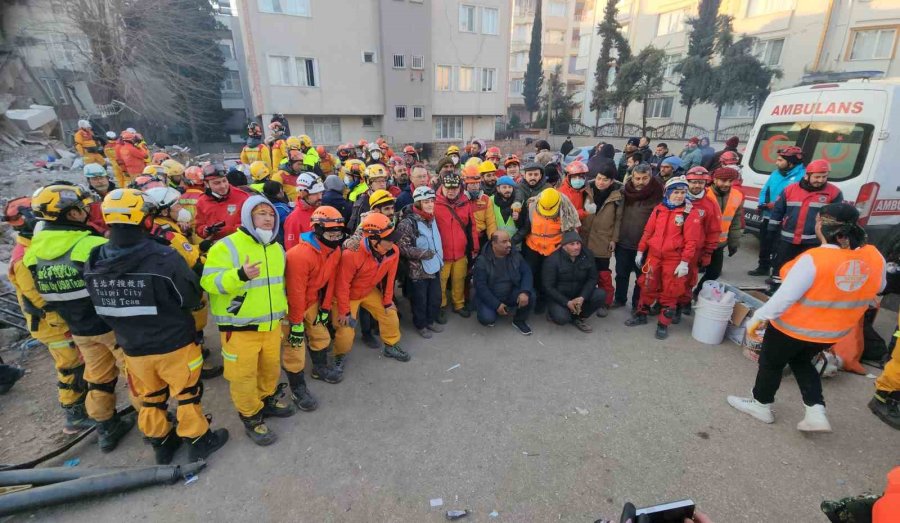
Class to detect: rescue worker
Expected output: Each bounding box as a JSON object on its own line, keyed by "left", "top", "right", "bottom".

{"left": 463, "top": 164, "right": 496, "bottom": 246}
{"left": 263, "top": 180, "right": 293, "bottom": 242}
{"left": 513, "top": 188, "right": 580, "bottom": 313}
{"left": 297, "top": 134, "right": 321, "bottom": 175}
{"left": 248, "top": 161, "right": 272, "bottom": 194}
{"left": 434, "top": 172, "right": 479, "bottom": 320}
{"left": 397, "top": 187, "right": 444, "bottom": 338}
{"left": 388, "top": 158, "right": 407, "bottom": 198}
{"left": 150, "top": 152, "right": 171, "bottom": 166}
{"left": 318, "top": 146, "right": 337, "bottom": 176}
{"left": 201, "top": 195, "right": 295, "bottom": 446}
{"left": 337, "top": 143, "right": 356, "bottom": 164}
{"left": 116, "top": 130, "right": 149, "bottom": 185}
{"left": 558, "top": 160, "right": 590, "bottom": 221}
{"left": 5, "top": 197, "right": 93, "bottom": 433}
{"left": 333, "top": 213, "right": 409, "bottom": 372}
{"left": 514, "top": 162, "right": 549, "bottom": 205}
{"left": 487, "top": 176, "right": 522, "bottom": 240}
{"left": 479, "top": 160, "right": 499, "bottom": 197}
{"left": 356, "top": 139, "right": 369, "bottom": 162}
{"left": 750, "top": 146, "right": 806, "bottom": 276}
{"left": 273, "top": 148, "right": 305, "bottom": 202}
{"left": 195, "top": 163, "right": 250, "bottom": 242}
{"left": 504, "top": 156, "right": 521, "bottom": 181}
{"left": 241, "top": 122, "right": 272, "bottom": 171}
{"left": 542, "top": 230, "right": 604, "bottom": 332}
{"left": 728, "top": 203, "right": 885, "bottom": 433}
{"left": 73, "top": 119, "right": 105, "bottom": 166}
{"left": 267, "top": 121, "right": 288, "bottom": 169}
{"left": 161, "top": 159, "right": 186, "bottom": 190}
{"left": 402, "top": 144, "right": 419, "bottom": 168}
{"left": 580, "top": 168, "right": 624, "bottom": 317}
{"left": 365, "top": 142, "right": 385, "bottom": 167}
{"left": 25, "top": 184, "right": 135, "bottom": 451}
{"left": 84, "top": 189, "right": 229, "bottom": 464}
{"left": 103, "top": 131, "right": 125, "bottom": 188}
{"left": 693, "top": 167, "right": 744, "bottom": 296}
{"left": 768, "top": 159, "right": 843, "bottom": 281}
{"left": 284, "top": 207, "right": 346, "bottom": 410}
{"left": 283, "top": 173, "right": 325, "bottom": 250}
{"left": 485, "top": 146, "right": 502, "bottom": 165}
{"left": 870, "top": 310, "right": 900, "bottom": 430}
{"left": 679, "top": 167, "right": 721, "bottom": 319}
{"left": 178, "top": 165, "right": 206, "bottom": 232}
{"left": 445, "top": 145, "right": 462, "bottom": 168}
{"left": 84, "top": 163, "right": 114, "bottom": 235}
{"left": 322, "top": 175, "right": 352, "bottom": 222}
{"left": 626, "top": 176, "right": 702, "bottom": 340}
{"left": 348, "top": 164, "right": 390, "bottom": 231}
{"left": 343, "top": 159, "right": 369, "bottom": 204}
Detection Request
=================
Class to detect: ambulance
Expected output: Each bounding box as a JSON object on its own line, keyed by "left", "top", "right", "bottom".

{"left": 740, "top": 78, "right": 900, "bottom": 251}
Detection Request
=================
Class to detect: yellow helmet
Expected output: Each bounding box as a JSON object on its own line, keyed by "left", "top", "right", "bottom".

{"left": 101, "top": 188, "right": 157, "bottom": 226}
{"left": 364, "top": 163, "right": 388, "bottom": 183}
{"left": 446, "top": 145, "right": 460, "bottom": 155}
{"left": 298, "top": 134, "right": 313, "bottom": 148}
{"left": 537, "top": 188, "right": 561, "bottom": 217}
{"left": 478, "top": 161, "right": 497, "bottom": 175}
{"left": 142, "top": 164, "right": 167, "bottom": 177}
{"left": 161, "top": 159, "right": 185, "bottom": 178}
{"left": 31, "top": 184, "right": 93, "bottom": 222}
{"left": 249, "top": 161, "right": 270, "bottom": 182}
{"left": 368, "top": 189, "right": 395, "bottom": 209}
{"left": 285, "top": 136, "right": 302, "bottom": 150}
{"left": 342, "top": 159, "right": 366, "bottom": 178}
{"left": 464, "top": 157, "right": 482, "bottom": 169}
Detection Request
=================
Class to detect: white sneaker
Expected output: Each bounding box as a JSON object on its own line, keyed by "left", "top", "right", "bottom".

{"left": 797, "top": 404, "right": 832, "bottom": 432}
{"left": 727, "top": 395, "right": 775, "bottom": 423}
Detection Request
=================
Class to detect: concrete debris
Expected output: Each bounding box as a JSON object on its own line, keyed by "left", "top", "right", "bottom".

{"left": 430, "top": 498, "right": 443, "bottom": 507}
{"left": 6, "top": 105, "right": 57, "bottom": 132}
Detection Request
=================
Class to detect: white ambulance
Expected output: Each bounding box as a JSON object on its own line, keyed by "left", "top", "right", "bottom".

{"left": 740, "top": 78, "right": 900, "bottom": 251}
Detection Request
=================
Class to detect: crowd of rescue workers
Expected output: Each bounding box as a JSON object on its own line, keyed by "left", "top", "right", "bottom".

{"left": 2, "top": 115, "right": 884, "bottom": 467}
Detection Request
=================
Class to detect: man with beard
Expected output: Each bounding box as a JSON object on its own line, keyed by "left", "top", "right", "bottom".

{"left": 514, "top": 162, "right": 549, "bottom": 206}
{"left": 768, "top": 159, "right": 842, "bottom": 279}
{"left": 657, "top": 156, "right": 683, "bottom": 184}
{"left": 648, "top": 142, "right": 672, "bottom": 177}
{"left": 479, "top": 161, "right": 499, "bottom": 196}
{"left": 694, "top": 167, "right": 744, "bottom": 295}
{"left": 613, "top": 164, "right": 663, "bottom": 310}
{"left": 195, "top": 164, "right": 249, "bottom": 242}
{"left": 463, "top": 165, "right": 496, "bottom": 247}
{"left": 487, "top": 176, "right": 522, "bottom": 240}
{"left": 617, "top": 137, "right": 640, "bottom": 181}
{"left": 750, "top": 146, "right": 805, "bottom": 277}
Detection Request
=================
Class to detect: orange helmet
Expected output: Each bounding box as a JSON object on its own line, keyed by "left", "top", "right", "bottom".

{"left": 564, "top": 160, "right": 589, "bottom": 176}
{"left": 151, "top": 152, "right": 171, "bottom": 165}
{"left": 3, "top": 197, "right": 32, "bottom": 228}
{"left": 462, "top": 165, "right": 482, "bottom": 184}
{"left": 403, "top": 145, "right": 416, "bottom": 155}
{"left": 120, "top": 130, "right": 136, "bottom": 141}
{"left": 316, "top": 145, "right": 326, "bottom": 156}
{"left": 360, "top": 212, "right": 397, "bottom": 240}
{"left": 131, "top": 175, "right": 165, "bottom": 190}
{"left": 486, "top": 146, "right": 501, "bottom": 160}
{"left": 358, "top": 139, "right": 368, "bottom": 148}
{"left": 310, "top": 206, "right": 345, "bottom": 229}
{"left": 184, "top": 165, "right": 204, "bottom": 186}
{"left": 504, "top": 155, "right": 520, "bottom": 167}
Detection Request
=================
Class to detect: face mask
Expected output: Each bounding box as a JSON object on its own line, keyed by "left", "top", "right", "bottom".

{"left": 570, "top": 178, "right": 585, "bottom": 189}
{"left": 371, "top": 151, "right": 381, "bottom": 160}
{"left": 316, "top": 231, "right": 344, "bottom": 249}
{"left": 176, "top": 208, "right": 193, "bottom": 223}
{"left": 450, "top": 155, "right": 459, "bottom": 165}
{"left": 467, "top": 190, "right": 482, "bottom": 200}
{"left": 256, "top": 229, "right": 274, "bottom": 244}
{"left": 210, "top": 190, "right": 225, "bottom": 199}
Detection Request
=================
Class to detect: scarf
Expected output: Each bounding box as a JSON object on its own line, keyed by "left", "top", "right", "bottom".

{"left": 590, "top": 184, "right": 615, "bottom": 208}
{"left": 413, "top": 206, "right": 433, "bottom": 222}
{"left": 493, "top": 193, "right": 515, "bottom": 222}
{"left": 623, "top": 177, "right": 662, "bottom": 204}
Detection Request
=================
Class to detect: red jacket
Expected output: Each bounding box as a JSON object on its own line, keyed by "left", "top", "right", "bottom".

{"left": 195, "top": 188, "right": 249, "bottom": 240}
{"left": 285, "top": 232, "right": 340, "bottom": 323}
{"left": 283, "top": 200, "right": 317, "bottom": 251}
{"left": 638, "top": 204, "right": 703, "bottom": 263}
{"left": 116, "top": 141, "right": 148, "bottom": 175}
{"left": 87, "top": 201, "right": 109, "bottom": 235}
{"left": 688, "top": 194, "right": 722, "bottom": 263}
{"left": 335, "top": 238, "right": 399, "bottom": 315}
{"left": 558, "top": 179, "right": 588, "bottom": 221}
{"left": 434, "top": 189, "right": 479, "bottom": 262}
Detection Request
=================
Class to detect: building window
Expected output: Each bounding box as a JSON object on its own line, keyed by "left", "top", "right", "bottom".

{"left": 662, "top": 53, "right": 681, "bottom": 81}
{"left": 849, "top": 28, "right": 897, "bottom": 60}
{"left": 512, "top": 51, "right": 528, "bottom": 71}
{"left": 513, "top": 24, "right": 531, "bottom": 42}
{"left": 459, "top": 5, "right": 476, "bottom": 33}
{"left": 268, "top": 55, "right": 293, "bottom": 85}
{"left": 395, "top": 106, "right": 407, "bottom": 120}
{"left": 40, "top": 78, "right": 67, "bottom": 104}
{"left": 547, "top": 0, "right": 566, "bottom": 17}
{"left": 413, "top": 106, "right": 424, "bottom": 120}
{"left": 304, "top": 116, "right": 341, "bottom": 144}
{"left": 435, "top": 65, "right": 453, "bottom": 91}
{"left": 752, "top": 38, "right": 784, "bottom": 66}
{"left": 546, "top": 30, "right": 566, "bottom": 44}
{"left": 657, "top": 9, "right": 686, "bottom": 36}
{"left": 480, "top": 68, "right": 496, "bottom": 92}
{"left": 393, "top": 54, "right": 405, "bottom": 68}
{"left": 509, "top": 78, "right": 524, "bottom": 95}
{"left": 434, "top": 116, "right": 464, "bottom": 140}
{"left": 458, "top": 66, "right": 474, "bottom": 91}
{"left": 411, "top": 55, "right": 425, "bottom": 70}
{"left": 218, "top": 41, "right": 235, "bottom": 60}
{"left": 646, "top": 97, "right": 674, "bottom": 118}
{"left": 481, "top": 7, "right": 499, "bottom": 35}
{"left": 544, "top": 57, "right": 563, "bottom": 71}
{"left": 267, "top": 55, "right": 318, "bottom": 87}
{"left": 362, "top": 51, "right": 377, "bottom": 63}
{"left": 258, "top": 0, "right": 310, "bottom": 17}
{"left": 746, "top": 0, "right": 795, "bottom": 18}
{"left": 362, "top": 116, "right": 375, "bottom": 127}
{"left": 221, "top": 70, "right": 242, "bottom": 94}
{"left": 721, "top": 103, "right": 755, "bottom": 119}
{"left": 296, "top": 58, "right": 318, "bottom": 87}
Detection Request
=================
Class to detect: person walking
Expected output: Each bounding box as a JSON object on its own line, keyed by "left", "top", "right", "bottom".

{"left": 560, "top": 136, "right": 574, "bottom": 158}
{"left": 397, "top": 187, "right": 445, "bottom": 338}
{"left": 473, "top": 230, "right": 534, "bottom": 335}
{"left": 728, "top": 203, "right": 885, "bottom": 432}
{"left": 749, "top": 146, "right": 805, "bottom": 276}
{"left": 580, "top": 169, "right": 623, "bottom": 317}
{"left": 613, "top": 164, "right": 663, "bottom": 310}
{"left": 542, "top": 231, "right": 604, "bottom": 332}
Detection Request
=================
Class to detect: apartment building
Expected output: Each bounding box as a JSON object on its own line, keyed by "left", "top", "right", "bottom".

{"left": 215, "top": 1, "right": 255, "bottom": 143}
{"left": 577, "top": 0, "right": 900, "bottom": 136}
{"left": 508, "top": 0, "right": 591, "bottom": 123}
{"left": 235, "top": 0, "right": 510, "bottom": 146}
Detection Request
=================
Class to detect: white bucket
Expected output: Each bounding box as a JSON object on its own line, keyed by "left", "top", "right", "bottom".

{"left": 691, "top": 294, "right": 735, "bottom": 345}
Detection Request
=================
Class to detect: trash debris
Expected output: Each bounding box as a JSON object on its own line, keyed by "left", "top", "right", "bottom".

{"left": 522, "top": 451, "right": 539, "bottom": 456}
{"left": 575, "top": 407, "right": 589, "bottom": 416}
{"left": 446, "top": 509, "right": 469, "bottom": 520}
{"left": 446, "top": 364, "right": 461, "bottom": 372}
{"left": 430, "top": 498, "right": 444, "bottom": 507}
{"left": 63, "top": 458, "right": 80, "bottom": 467}
{"left": 489, "top": 510, "right": 499, "bottom": 518}
{"left": 184, "top": 473, "right": 199, "bottom": 485}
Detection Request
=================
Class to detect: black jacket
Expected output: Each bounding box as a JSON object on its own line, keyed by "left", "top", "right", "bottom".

{"left": 541, "top": 247, "right": 598, "bottom": 305}
{"left": 84, "top": 236, "right": 201, "bottom": 357}
{"left": 473, "top": 246, "right": 533, "bottom": 310}
{"left": 587, "top": 144, "right": 617, "bottom": 180}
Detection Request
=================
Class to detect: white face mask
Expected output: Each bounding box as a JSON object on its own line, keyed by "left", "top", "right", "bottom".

{"left": 210, "top": 191, "right": 225, "bottom": 198}
{"left": 371, "top": 151, "right": 381, "bottom": 160}
{"left": 343, "top": 175, "right": 353, "bottom": 185}
{"left": 450, "top": 155, "right": 459, "bottom": 165}
{"left": 256, "top": 228, "right": 274, "bottom": 244}
{"left": 176, "top": 208, "right": 193, "bottom": 223}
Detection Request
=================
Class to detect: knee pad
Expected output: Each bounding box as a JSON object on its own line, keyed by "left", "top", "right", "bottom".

{"left": 177, "top": 379, "right": 204, "bottom": 406}
{"left": 142, "top": 385, "right": 170, "bottom": 410}
{"left": 87, "top": 376, "right": 117, "bottom": 394}
{"left": 58, "top": 364, "right": 87, "bottom": 393}
{"left": 662, "top": 308, "right": 676, "bottom": 319}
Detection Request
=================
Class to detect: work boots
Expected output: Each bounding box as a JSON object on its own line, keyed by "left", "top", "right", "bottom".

{"left": 97, "top": 413, "right": 136, "bottom": 453}
{"left": 62, "top": 399, "right": 95, "bottom": 434}
{"left": 188, "top": 428, "right": 230, "bottom": 461}
{"left": 747, "top": 265, "right": 770, "bottom": 277}
{"left": 624, "top": 312, "right": 648, "bottom": 327}
{"left": 310, "top": 350, "right": 342, "bottom": 384}
{"left": 260, "top": 386, "right": 296, "bottom": 418}
{"left": 149, "top": 428, "right": 182, "bottom": 465}
{"left": 333, "top": 354, "right": 346, "bottom": 374}
{"left": 200, "top": 346, "right": 223, "bottom": 380}
{"left": 670, "top": 306, "right": 683, "bottom": 325}
{"left": 655, "top": 323, "right": 669, "bottom": 340}
{"left": 286, "top": 371, "right": 318, "bottom": 412}
{"left": 868, "top": 391, "right": 900, "bottom": 430}
{"left": 240, "top": 412, "right": 277, "bottom": 446}
{"left": 383, "top": 343, "right": 411, "bottom": 362}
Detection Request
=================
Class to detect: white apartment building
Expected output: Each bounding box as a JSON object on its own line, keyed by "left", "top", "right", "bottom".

{"left": 236, "top": 0, "right": 511, "bottom": 146}
{"left": 577, "top": 0, "right": 900, "bottom": 137}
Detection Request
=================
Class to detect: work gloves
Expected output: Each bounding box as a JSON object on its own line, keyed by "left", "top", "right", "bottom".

{"left": 674, "top": 261, "right": 690, "bottom": 278}
{"left": 313, "top": 308, "right": 330, "bottom": 325}
{"left": 288, "top": 323, "right": 305, "bottom": 347}
{"left": 635, "top": 251, "right": 644, "bottom": 267}
{"left": 584, "top": 202, "right": 597, "bottom": 214}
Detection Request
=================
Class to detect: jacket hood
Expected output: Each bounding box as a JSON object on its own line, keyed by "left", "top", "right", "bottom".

{"left": 91, "top": 240, "right": 152, "bottom": 277}
{"left": 30, "top": 226, "right": 95, "bottom": 259}
{"left": 599, "top": 143, "right": 615, "bottom": 159}
{"left": 241, "top": 194, "right": 280, "bottom": 244}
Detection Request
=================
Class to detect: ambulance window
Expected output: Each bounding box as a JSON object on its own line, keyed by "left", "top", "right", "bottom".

{"left": 749, "top": 122, "right": 873, "bottom": 181}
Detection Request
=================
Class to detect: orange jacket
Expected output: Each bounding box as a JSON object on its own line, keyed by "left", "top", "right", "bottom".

{"left": 525, "top": 209, "right": 563, "bottom": 256}
{"left": 116, "top": 141, "right": 149, "bottom": 175}
{"left": 558, "top": 179, "right": 588, "bottom": 221}
{"left": 874, "top": 466, "right": 900, "bottom": 523}
{"left": 285, "top": 232, "right": 340, "bottom": 323}
{"left": 335, "top": 237, "right": 399, "bottom": 315}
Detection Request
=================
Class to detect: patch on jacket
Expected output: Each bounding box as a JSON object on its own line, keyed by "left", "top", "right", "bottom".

{"left": 675, "top": 214, "right": 685, "bottom": 226}
{"left": 227, "top": 204, "right": 237, "bottom": 215}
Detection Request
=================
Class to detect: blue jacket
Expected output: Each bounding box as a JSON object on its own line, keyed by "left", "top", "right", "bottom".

{"left": 759, "top": 163, "right": 805, "bottom": 217}
{"left": 272, "top": 201, "right": 292, "bottom": 243}
{"left": 322, "top": 189, "right": 352, "bottom": 223}
{"left": 395, "top": 186, "right": 414, "bottom": 213}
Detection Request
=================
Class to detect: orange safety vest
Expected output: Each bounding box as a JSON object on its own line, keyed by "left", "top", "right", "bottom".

{"left": 706, "top": 187, "right": 743, "bottom": 245}
{"left": 525, "top": 209, "right": 562, "bottom": 256}
{"left": 772, "top": 244, "right": 884, "bottom": 343}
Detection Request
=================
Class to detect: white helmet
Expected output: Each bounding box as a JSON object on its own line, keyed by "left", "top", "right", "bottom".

{"left": 308, "top": 182, "right": 325, "bottom": 195}
{"left": 105, "top": 131, "right": 116, "bottom": 140}
{"left": 83, "top": 163, "right": 108, "bottom": 178}
{"left": 296, "top": 172, "right": 318, "bottom": 192}
{"left": 78, "top": 119, "right": 91, "bottom": 129}
{"left": 144, "top": 187, "right": 181, "bottom": 210}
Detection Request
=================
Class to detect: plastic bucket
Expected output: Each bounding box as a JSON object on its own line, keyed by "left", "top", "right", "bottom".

{"left": 691, "top": 294, "right": 734, "bottom": 345}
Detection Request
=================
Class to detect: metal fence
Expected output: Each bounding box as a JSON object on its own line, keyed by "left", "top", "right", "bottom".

{"left": 567, "top": 120, "right": 755, "bottom": 143}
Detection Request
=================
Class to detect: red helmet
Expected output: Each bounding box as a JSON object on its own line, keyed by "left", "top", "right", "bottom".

{"left": 685, "top": 166, "right": 710, "bottom": 181}
{"left": 3, "top": 197, "right": 32, "bottom": 228}
{"left": 131, "top": 175, "right": 165, "bottom": 190}
{"left": 777, "top": 146, "right": 803, "bottom": 161}
{"left": 151, "top": 152, "right": 171, "bottom": 165}
{"left": 389, "top": 155, "right": 405, "bottom": 168}
{"left": 184, "top": 165, "right": 204, "bottom": 186}
{"left": 358, "top": 139, "right": 368, "bottom": 148}
{"left": 486, "top": 146, "right": 501, "bottom": 160}
{"left": 805, "top": 159, "right": 831, "bottom": 174}
{"left": 403, "top": 145, "right": 416, "bottom": 155}
{"left": 504, "top": 155, "right": 520, "bottom": 167}
{"left": 564, "top": 160, "right": 588, "bottom": 176}
{"left": 719, "top": 151, "right": 739, "bottom": 166}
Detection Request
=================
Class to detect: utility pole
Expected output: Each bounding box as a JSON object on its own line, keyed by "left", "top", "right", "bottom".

{"left": 546, "top": 81, "right": 552, "bottom": 135}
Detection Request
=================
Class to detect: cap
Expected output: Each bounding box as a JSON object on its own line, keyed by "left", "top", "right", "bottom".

{"left": 497, "top": 175, "right": 516, "bottom": 187}
{"left": 561, "top": 230, "right": 581, "bottom": 246}
{"left": 819, "top": 202, "right": 859, "bottom": 224}
{"left": 725, "top": 136, "right": 739, "bottom": 148}
{"left": 522, "top": 162, "right": 542, "bottom": 172}
{"left": 626, "top": 137, "right": 639, "bottom": 147}
{"left": 712, "top": 167, "right": 739, "bottom": 181}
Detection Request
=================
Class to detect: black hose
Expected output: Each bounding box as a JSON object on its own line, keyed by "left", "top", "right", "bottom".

{"left": 0, "top": 461, "right": 206, "bottom": 516}
{"left": 0, "top": 467, "right": 121, "bottom": 487}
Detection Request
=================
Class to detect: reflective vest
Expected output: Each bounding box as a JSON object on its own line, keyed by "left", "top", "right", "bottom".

{"left": 491, "top": 196, "right": 517, "bottom": 237}
{"left": 200, "top": 229, "right": 287, "bottom": 332}
{"left": 25, "top": 232, "right": 106, "bottom": 305}
{"left": 706, "top": 187, "right": 743, "bottom": 245}
{"left": 241, "top": 144, "right": 271, "bottom": 170}
{"left": 525, "top": 209, "right": 562, "bottom": 256}
{"left": 348, "top": 182, "right": 368, "bottom": 203}
{"left": 772, "top": 245, "right": 884, "bottom": 343}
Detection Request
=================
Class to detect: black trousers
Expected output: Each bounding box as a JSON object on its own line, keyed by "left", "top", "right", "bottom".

{"left": 409, "top": 278, "right": 441, "bottom": 329}
{"left": 547, "top": 288, "right": 605, "bottom": 324}
{"left": 475, "top": 292, "right": 533, "bottom": 325}
{"left": 522, "top": 245, "right": 548, "bottom": 309}
{"left": 614, "top": 245, "right": 641, "bottom": 307}
{"left": 771, "top": 240, "right": 815, "bottom": 277}
{"left": 752, "top": 325, "right": 832, "bottom": 407}
{"left": 757, "top": 219, "right": 779, "bottom": 270}
{"left": 696, "top": 246, "right": 725, "bottom": 294}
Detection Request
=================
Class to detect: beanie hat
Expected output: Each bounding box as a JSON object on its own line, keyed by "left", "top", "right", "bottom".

{"left": 626, "top": 137, "right": 639, "bottom": 147}
{"left": 725, "top": 136, "right": 739, "bottom": 148}
{"left": 497, "top": 175, "right": 516, "bottom": 187}
{"left": 661, "top": 156, "right": 683, "bottom": 169}
{"left": 323, "top": 174, "right": 345, "bottom": 193}
{"left": 687, "top": 137, "right": 700, "bottom": 145}
{"left": 561, "top": 230, "right": 581, "bottom": 246}
{"left": 712, "top": 167, "right": 739, "bottom": 181}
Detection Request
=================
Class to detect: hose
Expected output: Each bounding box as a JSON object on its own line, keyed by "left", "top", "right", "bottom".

{"left": 0, "top": 467, "right": 121, "bottom": 487}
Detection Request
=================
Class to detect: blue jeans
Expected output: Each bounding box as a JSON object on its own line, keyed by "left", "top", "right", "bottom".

{"left": 409, "top": 278, "right": 441, "bottom": 329}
